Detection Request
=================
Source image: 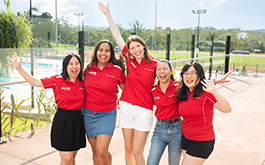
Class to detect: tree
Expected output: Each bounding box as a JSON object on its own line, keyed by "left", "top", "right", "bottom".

{"left": 258, "top": 42, "right": 265, "bottom": 53}
{"left": 22, "top": 7, "right": 54, "bottom": 45}
{"left": 155, "top": 27, "right": 166, "bottom": 50}
{"left": 0, "top": 0, "right": 32, "bottom": 77}
{"left": 145, "top": 33, "right": 154, "bottom": 50}
{"left": 129, "top": 20, "right": 145, "bottom": 36}
{"left": 0, "top": 0, "right": 32, "bottom": 48}
{"left": 249, "top": 38, "right": 259, "bottom": 52}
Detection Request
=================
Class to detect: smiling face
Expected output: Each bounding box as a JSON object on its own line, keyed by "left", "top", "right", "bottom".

{"left": 67, "top": 56, "right": 81, "bottom": 82}
{"left": 97, "top": 42, "right": 111, "bottom": 67}
{"left": 128, "top": 41, "right": 145, "bottom": 61}
{"left": 183, "top": 66, "right": 199, "bottom": 91}
{"left": 156, "top": 62, "right": 172, "bottom": 84}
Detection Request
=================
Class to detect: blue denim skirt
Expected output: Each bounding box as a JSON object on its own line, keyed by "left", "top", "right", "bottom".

{"left": 83, "top": 108, "right": 117, "bottom": 138}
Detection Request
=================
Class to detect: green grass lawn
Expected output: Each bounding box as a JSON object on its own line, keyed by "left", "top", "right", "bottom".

{"left": 150, "top": 50, "right": 265, "bottom": 70}
{"left": 1, "top": 112, "right": 51, "bottom": 138}
{"left": 39, "top": 42, "right": 265, "bottom": 66}
{"left": 48, "top": 42, "right": 94, "bottom": 50}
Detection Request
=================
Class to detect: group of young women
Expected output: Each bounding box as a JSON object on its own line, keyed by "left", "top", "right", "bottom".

{"left": 7, "top": 2, "right": 232, "bottom": 165}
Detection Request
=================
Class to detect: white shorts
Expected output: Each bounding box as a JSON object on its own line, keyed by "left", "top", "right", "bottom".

{"left": 119, "top": 101, "right": 153, "bottom": 131}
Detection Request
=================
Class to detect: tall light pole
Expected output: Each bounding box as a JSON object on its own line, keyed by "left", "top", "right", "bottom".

{"left": 74, "top": 13, "right": 84, "bottom": 65}
{"left": 74, "top": 13, "right": 84, "bottom": 31}
{"left": 55, "top": 0, "right": 58, "bottom": 55}
{"left": 192, "top": 9, "right": 207, "bottom": 59}
{"left": 154, "top": 1, "right": 157, "bottom": 52}
{"left": 154, "top": 2, "right": 162, "bottom": 58}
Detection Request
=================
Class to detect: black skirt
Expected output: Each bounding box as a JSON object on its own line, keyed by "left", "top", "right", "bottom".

{"left": 51, "top": 108, "right": 86, "bottom": 151}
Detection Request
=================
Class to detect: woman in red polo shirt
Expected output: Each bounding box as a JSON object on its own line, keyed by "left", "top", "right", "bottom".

{"left": 83, "top": 39, "right": 126, "bottom": 165}
{"left": 148, "top": 60, "right": 232, "bottom": 165}
{"left": 147, "top": 60, "right": 182, "bottom": 165}
{"left": 8, "top": 53, "right": 86, "bottom": 165}
{"left": 176, "top": 61, "right": 232, "bottom": 165}
{"left": 98, "top": 3, "right": 158, "bottom": 164}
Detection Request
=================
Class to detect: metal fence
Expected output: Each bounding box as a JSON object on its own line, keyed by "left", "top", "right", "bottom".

{"left": 1, "top": 46, "right": 265, "bottom": 142}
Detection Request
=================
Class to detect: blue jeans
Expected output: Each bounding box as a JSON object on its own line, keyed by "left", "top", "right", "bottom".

{"left": 147, "top": 120, "right": 182, "bottom": 165}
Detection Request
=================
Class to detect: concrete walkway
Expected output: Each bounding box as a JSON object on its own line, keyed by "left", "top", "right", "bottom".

{"left": 0, "top": 76, "right": 265, "bottom": 165}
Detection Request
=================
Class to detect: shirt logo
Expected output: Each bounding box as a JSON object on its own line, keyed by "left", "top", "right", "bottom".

{"left": 130, "top": 62, "right": 136, "bottom": 68}
{"left": 168, "top": 94, "right": 175, "bottom": 97}
{"left": 61, "top": 87, "right": 71, "bottom": 91}
{"left": 79, "top": 88, "right": 85, "bottom": 90}
{"left": 154, "top": 96, "right": 160, "bottom": 99}
{"left": 89, "top": 71, "right": 97, "bottom": 76}
{"left": 105, "top": 74, "right": 115, "bottom": 78}
{"left": 144, "top": 68, "right": 154, "bottom": 72}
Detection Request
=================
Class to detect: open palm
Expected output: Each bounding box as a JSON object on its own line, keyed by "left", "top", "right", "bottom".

{"left": 201, "top": 79, "right": 216, "bottom": 93}
{"left": 7, "top": 54, "right": 22, "bottom": 70}
{"left": 215, "top": 69, "right": 233, "bottom": 84}
{"left": 98, "top": 2, "right": 110, "bottom": 15}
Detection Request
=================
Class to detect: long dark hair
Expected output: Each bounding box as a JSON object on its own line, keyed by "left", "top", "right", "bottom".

{"left": 126, "top": 35, "right": 151, "bottom": 64}
{"left": 176, "top": 61, "right": 205, "bottom": 101}
{"left": 84, "top": 39, "right": 126, "bottom": 75}
{"left": 61, "top": 53, "right": 83, "bottom": 81}
{"left": 155, "top": 59, "right": 174, "bottom": 81}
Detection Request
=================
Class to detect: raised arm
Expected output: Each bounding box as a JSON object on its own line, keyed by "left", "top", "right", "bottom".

{"left": 201, "top": 79, "right": 232, "bottom": 113}
{"left": 214, "top": 69, "right": 233, "bottom": 85}
{"left": 8, "top": 54, "right": 43, "bottom": 87}
{"left": 98, "top": 2, "right": 126, "bottom": 51}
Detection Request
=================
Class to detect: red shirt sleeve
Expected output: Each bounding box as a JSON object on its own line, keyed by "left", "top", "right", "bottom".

{"left": 122, "top": 45, "right": 129, "bottom": 61}
{"left": 41, "top": 75, "right": 57, "bottom": 90}
{"left": 206, "top": 92, "right": 217, "bottom": 105}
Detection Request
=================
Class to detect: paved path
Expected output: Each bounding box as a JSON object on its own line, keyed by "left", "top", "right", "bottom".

{"left": 0, "top": 76, "right": 265, "bottom": 165}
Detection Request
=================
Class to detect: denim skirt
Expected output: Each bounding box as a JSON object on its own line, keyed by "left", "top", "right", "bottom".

{"left": 83, "top": 108, "right": 117, "bottom": 138}
{"left": 51, "top": 108, "right": 86, "bottom": 151}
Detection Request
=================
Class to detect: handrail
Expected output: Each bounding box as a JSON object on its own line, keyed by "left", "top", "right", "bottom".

{"left": 170, "top": 54, "right": 229, "bottom": 63}
{"left": 0, "top": 81, "right": 27, "bottom": 87}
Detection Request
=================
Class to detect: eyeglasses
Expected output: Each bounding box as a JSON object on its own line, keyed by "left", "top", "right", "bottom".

{"left": 183, "top": 72, "right": 197, "bottom": 77}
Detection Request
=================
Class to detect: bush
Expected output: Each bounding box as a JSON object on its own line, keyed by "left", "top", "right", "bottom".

{"left": 1, "top": 88, "right": 56, "bottom": 138}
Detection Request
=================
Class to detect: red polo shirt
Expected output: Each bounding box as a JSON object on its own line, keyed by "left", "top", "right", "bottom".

{"left": 84, "top": 62, "right": 125, "bottom": 111}
{"left": 41, "top": 75, "right": 85, "bottom": 110}
{"left": 120, "top": 45, "right": 159, "bottom": 110}
{"left": 151, "top": 80, "right": 180, "bottom": 120}
{"left": 179, "top": 90, "right": 217, "bottom": 141}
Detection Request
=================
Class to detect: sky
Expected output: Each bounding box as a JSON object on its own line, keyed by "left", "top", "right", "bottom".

{"left": 1, "top": 0, "right": 265, "bottom": 31}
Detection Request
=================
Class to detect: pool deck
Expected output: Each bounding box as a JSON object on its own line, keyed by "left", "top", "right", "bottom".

{"left": 0, "top": 76, "right": 265, "bottom": 165}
